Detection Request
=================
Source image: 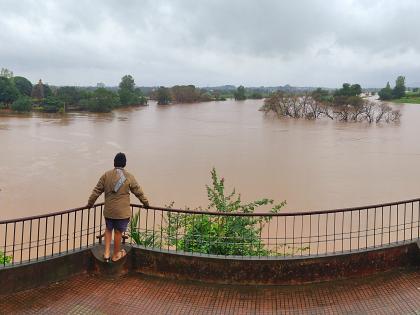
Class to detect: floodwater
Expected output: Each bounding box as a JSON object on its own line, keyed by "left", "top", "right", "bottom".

{"left": 0, "top": 99, "right": 419, "bottom": 220}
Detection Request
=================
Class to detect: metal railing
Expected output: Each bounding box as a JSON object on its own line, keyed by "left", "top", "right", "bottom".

{"left": 1, "top": 198, "right": 420, "bottom": 267}
{"left": 0, "top": 204, "right": 105, "bottom": 267}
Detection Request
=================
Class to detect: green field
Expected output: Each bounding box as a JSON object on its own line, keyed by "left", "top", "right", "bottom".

{"left": 391, "top": 96, "right": 420, "bottom": 104}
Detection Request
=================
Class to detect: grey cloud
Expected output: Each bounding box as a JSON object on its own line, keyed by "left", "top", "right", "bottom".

{"left": 0, "top": 0, "right": 420, "bottom": 87}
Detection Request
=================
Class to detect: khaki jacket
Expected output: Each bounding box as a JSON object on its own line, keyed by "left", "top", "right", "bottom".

{"left": 87, "top": 168, "right": 149, "bottom": 219}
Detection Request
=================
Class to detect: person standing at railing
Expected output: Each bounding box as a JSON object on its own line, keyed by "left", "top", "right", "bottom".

{"left": 87, "top": 152, "right": 149, "bottom": 262}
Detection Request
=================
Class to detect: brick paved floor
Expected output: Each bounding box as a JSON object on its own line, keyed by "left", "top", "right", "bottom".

{"left": 1, "top": 268, "right": 419, "bottom": 314}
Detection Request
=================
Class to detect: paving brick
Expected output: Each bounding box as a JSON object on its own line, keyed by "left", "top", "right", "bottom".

{"left": 0, "top": 269, "right": 419, "bottom": 314}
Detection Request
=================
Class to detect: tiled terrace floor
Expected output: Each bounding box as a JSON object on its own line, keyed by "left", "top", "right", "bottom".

{"left": 1, "top": 268, "right": 419, "bottom": 314}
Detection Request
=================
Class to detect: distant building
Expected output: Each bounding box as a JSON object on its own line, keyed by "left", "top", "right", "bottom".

{"left": 96, "top": 82, "right": 105, "bottom": 88}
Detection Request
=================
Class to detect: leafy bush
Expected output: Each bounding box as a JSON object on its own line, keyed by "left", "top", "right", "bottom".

{"left": 11, "top": 96, "right": 32, "bottom": 112}
{"left": 130, "top": 168, "right": 289, "bottom": 256}
{"left": 129, "top": 210, "right": 161, "bottom": 247}
{"left": 0, "top": 251, "right": 12, "bottom": 265}
{"left": 43, "top": 96, "right": 64, "bottom": 113}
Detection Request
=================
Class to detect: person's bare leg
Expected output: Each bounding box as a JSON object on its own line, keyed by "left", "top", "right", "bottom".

{"left": 112, "top": 229, "right": 122, "bottom": 260}
{"left": 104, "top": 228, "right": 112, "bottom": 259}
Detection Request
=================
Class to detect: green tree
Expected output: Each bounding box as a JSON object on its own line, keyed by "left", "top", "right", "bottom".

{"left": 134, "top": 87, "right": 148, "bottom": 105}
{"left": 392, "top": 75, "right": 406, "bottom": 99}
{"left": 83, "top": 88, "right": 120, "bottom": 112}
{"left": 0, "top": 77, "right": 19, "bottom": 105}
{"left": 234, "top": 85, "right": 247, "bottom": 100}
{"left": 156, "top": 86, "right": 171, "bottom": 105}
{"left": 12, "top": 76, "right": 33, "bottom": 96}
{"left": 0, "top": 68, "right": 13, "bottom": 78}
{"left": 43, "top": 84, "right": 53, "bottom": 98}
{"left": 334, "top": 83, "right": 362, "bottom": 97}
{"left": 56, "top": 86, "right": 83, "bottom": 106}
{"left": 11, "top": 96, "right": 32, "bottom": 112}
{"left": 118, "top": 74, "right": 146, "bottom": 106}
{"left": 378, "top": 82, "right": 393, "bottom": 100}
{"left": 119, "top": 74, "right": 135, "bottom": 91}
{"left": 351, "top": 84, "right": 362, "bottom": 95}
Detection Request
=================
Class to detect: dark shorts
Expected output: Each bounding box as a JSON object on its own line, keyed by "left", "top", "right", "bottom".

{"left": 105, "top": 218, "right": 130, "bottom": 232}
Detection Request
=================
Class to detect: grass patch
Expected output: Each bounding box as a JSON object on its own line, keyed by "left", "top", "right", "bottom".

{"left": 391, "top": 97, "right": 420, "bottom": 104}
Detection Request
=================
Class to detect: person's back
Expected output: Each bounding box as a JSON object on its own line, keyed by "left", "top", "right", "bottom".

{"left": 88, "top": 168, "right": 149, "bottom": 219}
{"left": 87, "top": 152, "right": 149, "bottom": 262}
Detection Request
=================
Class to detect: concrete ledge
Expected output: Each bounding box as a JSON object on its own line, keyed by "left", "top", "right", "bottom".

{"left": 132, "top": 242, "right": 420, "bottom": 285}
{"left": 0, "top": 249, "right": 92, "bottom": 295}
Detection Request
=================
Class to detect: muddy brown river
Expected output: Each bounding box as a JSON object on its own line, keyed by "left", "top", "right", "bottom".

{"left": 1, "top": 99, "right": 419, "bottom": 220}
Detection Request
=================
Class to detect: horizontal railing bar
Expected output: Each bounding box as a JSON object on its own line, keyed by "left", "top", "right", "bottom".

{"left": 131, "top": 197, "right": 420, "bottom": 216}
{"left": 0, "top": 204, "right": 104, "bottom": 224}
{"left": 2, "top": 196, "right": 420, "bottom": 224}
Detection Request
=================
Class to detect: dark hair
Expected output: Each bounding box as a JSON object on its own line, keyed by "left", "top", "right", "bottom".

{"left": 114, "top": 152, "right": 126, "bottom": 168}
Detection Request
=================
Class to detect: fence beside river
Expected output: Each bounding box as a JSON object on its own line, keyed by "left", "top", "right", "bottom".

{"left": 1, "top": 198, "right": 420, "bottom": 267}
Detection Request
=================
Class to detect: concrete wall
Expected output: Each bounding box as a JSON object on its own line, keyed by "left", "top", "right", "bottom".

{"left": 0, "top": 249, "right": 91, "bottom": 295}
{"left": 131, "top": 242, "right": 420, "bottom": 285}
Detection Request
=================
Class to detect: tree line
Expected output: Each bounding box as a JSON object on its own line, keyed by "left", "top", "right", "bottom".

{"left": 153, "top": 85, "right": 266, "bottom": 105}
{"left": 0, "top": 69, "right": 147, "bottom": 113}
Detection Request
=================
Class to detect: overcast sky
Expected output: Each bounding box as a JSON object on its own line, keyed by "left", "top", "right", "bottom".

{"left": 1, "top": 0, "right": 420, "bottom": 88}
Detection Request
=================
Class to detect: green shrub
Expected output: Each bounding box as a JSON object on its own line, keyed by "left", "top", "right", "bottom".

{"left": 43, "top": 96, "right": 64, "bottom": 113}
{"left": 11, "top": 97, "right": 32, "bottom": 112}
{"left": 0, "top": 251, "right": 12, "bottom": 265}
{"left": 130, "top": 168, "right": 293, "bottom": 256}
{"left": 129, "top": 211, "right": 162, "bottom": 247}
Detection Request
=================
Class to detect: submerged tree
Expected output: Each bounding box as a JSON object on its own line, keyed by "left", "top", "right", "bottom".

{"left": 156, "top": 86, "right": 172, "bottom": 105}
{"left": 261, "top": 92, "right": 400, "bottom": 124}
{"left": 82, "top": 88, "right": 120, "bottom": 112}
{"left": 234, "top": 85, "right": 247, "bottom": 100}
{"left": 171, "top": 85, "right": 201, "bottom": 103}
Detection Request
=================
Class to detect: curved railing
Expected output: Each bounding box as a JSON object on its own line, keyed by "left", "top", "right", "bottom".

{"left": 1, "top": 198, "right": 420, "bottom": 267}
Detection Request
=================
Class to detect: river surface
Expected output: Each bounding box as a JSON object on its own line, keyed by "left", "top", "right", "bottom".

{"left": 1, "top": 99, "right": 419, "bottom": 220}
